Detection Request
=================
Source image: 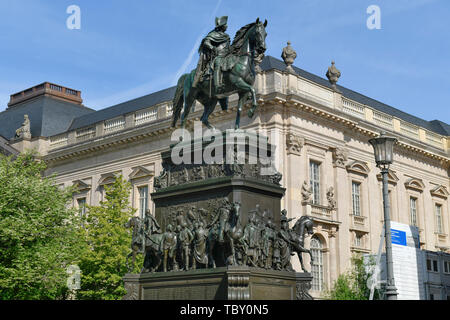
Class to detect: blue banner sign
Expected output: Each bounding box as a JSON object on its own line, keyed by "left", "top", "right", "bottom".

{"left": 391, "top": 229, "right": 407, "bottom": 246}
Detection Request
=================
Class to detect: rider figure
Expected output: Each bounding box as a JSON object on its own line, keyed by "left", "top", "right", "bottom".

{"left": 218, "top": 199, "right": 232, "bottom": 242}
{"left": 194, "top": 16, "right": 231, "bottom": 91}
{"left": 144, "top": 209, "right": 161, "bottom": 236}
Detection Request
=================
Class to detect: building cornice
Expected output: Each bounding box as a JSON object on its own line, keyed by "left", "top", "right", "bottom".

{"left": 44, "top": 88, "right": 449, "bottom": 169}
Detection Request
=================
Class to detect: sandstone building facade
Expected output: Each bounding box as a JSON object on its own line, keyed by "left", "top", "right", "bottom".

{"left": 1, "top": 55, "right": 449, "bottom": 299}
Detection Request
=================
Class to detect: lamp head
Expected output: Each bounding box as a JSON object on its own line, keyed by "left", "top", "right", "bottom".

{"left": 369, "top": 131, "right": 397, "bottom": 168}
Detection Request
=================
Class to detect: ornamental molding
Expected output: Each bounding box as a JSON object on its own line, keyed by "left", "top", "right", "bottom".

{"left": 331, "top": 147, "right": 348, "bottom": 168}
{"left": 129, "top": 166, "right": 154, "bottom": 180}
{"left": 430, "top": 185, "right": 449, "bottom": 199}
{"left": 376, "top": 170, "right": 399, "bottom": 185}
{"left": 42, "top": 92, "right": 449, "bottom": 171}
{"left": 72, "top": 179, "right": 91, "bottom": 192}
{"left": 404, "top": 177, "right": 425, "bottom": 192}
{"left": 346, "top": 160, "right": 370, "bottom": 176}
{"left": 98, "top": 171, "right": 121, "bottom": 186}
{"left": 286, "top": 132, "right": 304, "bottom": 156}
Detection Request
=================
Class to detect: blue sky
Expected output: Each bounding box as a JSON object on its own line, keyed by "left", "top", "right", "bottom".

{"left": 0, "top": 0, "right": 449, "bottom": 123}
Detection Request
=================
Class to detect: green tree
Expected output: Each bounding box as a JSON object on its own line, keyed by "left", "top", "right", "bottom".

{"left": 0, "top": 152, "right": 81, "bottom": 299}
{"left": 76, "top": 175, "right": 136, "bottom": 300}
{"left": 324, "top": 254, "right": 381, "bottom": 300}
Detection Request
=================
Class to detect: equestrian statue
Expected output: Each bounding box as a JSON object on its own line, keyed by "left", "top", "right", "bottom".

{"left": 206, "top": 200, "right": 243, "bottom": 268}
{"left": 172, "top": 16, "right": 267, "bottom": 130}
{"left": 125, "top": 210, "right": 165, "bottom": 273}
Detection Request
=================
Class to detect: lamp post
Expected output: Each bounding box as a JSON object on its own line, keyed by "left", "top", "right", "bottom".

{"left": 369, "top": 132, "right": 398, "bottom": 300}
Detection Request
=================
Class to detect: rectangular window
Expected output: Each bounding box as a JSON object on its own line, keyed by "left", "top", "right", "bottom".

{"left": 410, "top": 197, "right": 418, "bottom": 227}
{"left": 427, "top": 258, "right": 439, "bottom": 272}
{"left": 310, "top": 237, "right": 323, "bottom": 291}
{"left": 77, "top": 198, "right": 86, "bottom": 218}
{"left": 352, "top": 182, "right": 361, "bottom": 216}
{"left": 138, "top": 186, "right": 149, "bottom": 218}
{"left": 309, "top": 161, "right": 320, "bottom": 205}
{"left": 435, "top": 204, "right": 443, "bottom": 234}
{"left": 354, "top": 234, "right": 362, "bottom": 247}
{"left": 444, "top": 261, "right": 450, "bottom": 274}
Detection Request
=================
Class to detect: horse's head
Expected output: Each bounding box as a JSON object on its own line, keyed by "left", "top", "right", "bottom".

{"left": 304, "top": 216, "right": 314, "bottom": 236}
{"left": 293, "top": 216, "right": 314, "bottom": 239}
{"left": 232, "top": 202, "right": 241, "bottom": 217}
{"left": 125, "top": 216, "right": 140, "bottom": 230}
{"left": 254, "top": 18, "right": 267, "bottom": 56}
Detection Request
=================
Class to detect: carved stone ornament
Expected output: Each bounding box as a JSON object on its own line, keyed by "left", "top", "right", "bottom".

{"left": 15, "top": 114, "right": 31, "bottom": 140}
{"left": 123, "top": 282, "right": 139, "bottom": 300}
{"left": 326, "top": 61, "right": 341, "bottom": 91}
{"left": 430, "top": 185, "right": 449, "bottom": 200}
{"left": 286, "top": 133, "right": 304, "bottom": 156}
{"left": 296, "top": 280, "right": 313, "bottom": 300}
{"left": 326, "top": 187, "right": 336, "bottom": 209}
{"left": 281, "top": 41, "right": 297, "bottom": 74}
{"left": 332, "top": 147, "right": 348, "bottom": 168}
{"left": 301, "top": 180, "right": 312, "bottom": 203}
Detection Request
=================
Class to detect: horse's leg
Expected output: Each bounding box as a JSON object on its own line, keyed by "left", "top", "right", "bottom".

{"left": 201, "top": 98, "right": 218, "bottom": 129}
{"left": 219, "top": 97, "right": 228, "bottom": 111}
{"left": 235, "top": 92, "right": 249, "bottom": 130}
{"left": 307, "top": 249, "right": 314, "bottom": 272}
{"left": 180, "top": 90, "right": 196, "bottom": 129}
{"left": 230, "top": 239, "right": 236, "bottom": 265}
{"left": 230, "top": 76, "right": 258, "bottom": 119}
{"left": 131, "top": 249, "right": 137, "bottom": 272}
{"left": 211, "top": 242, "right": 216, "bottom": 268}
{"left": 297, "top": 250, "right": 307, "bottom": 272}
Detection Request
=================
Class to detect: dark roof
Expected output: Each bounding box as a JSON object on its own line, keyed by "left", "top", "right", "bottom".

{"left": 68, "top": 86, "right": 176, "bottom": 131}
{"left": 0, "top": 135, "right": 19, "bottom": 156}
{"left": 429, "top": 120, "right": 450, "bottom": 136}
{"left": 0, "top": 96, "right": 94, "bottom": 139}
{"left": 62, "top": 55, "right": 448, "bottom": 136}
{"left": 261, "top": 56, "right": 449, "bottom": 135}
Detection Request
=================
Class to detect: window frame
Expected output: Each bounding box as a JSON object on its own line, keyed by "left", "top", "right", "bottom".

{"left": 351, "top": 181, "right": 361, "bottom": 217}
{"left": 435, "top": 203, "right": 443, "bottom": 235}
{"left": 137, "top": 185, "right": 149, "bottom": 219}
{"left": 409, "top": 197, "right": 418, "bottom": 227}
{"left": 309, "top": 161, "right": 321, "bottom": 205}
{"left": 310, "top": 236, "right": 324, "bottom": 292}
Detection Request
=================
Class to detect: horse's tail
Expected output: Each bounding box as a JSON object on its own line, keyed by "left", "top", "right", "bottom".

{"left": 171, "top": 73, "right": 188, "bottom": 128}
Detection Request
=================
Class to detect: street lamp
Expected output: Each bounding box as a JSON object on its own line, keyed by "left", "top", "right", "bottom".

{"left": 369, "top": 131, "right": 399, "bottom": 300}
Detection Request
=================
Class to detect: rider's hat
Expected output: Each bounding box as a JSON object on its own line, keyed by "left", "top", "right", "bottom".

{"left": 215, "top": 16, "right": 228, "bottom": 28}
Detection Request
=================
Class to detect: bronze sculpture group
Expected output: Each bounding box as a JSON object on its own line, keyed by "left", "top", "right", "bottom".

{"left": 126, "top": 201, "right": 314, "bottom": 274}
{"left": 124, "top": 16, "right": 316, "bottom": 276}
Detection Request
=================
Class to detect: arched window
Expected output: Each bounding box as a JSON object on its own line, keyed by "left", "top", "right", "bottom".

{"left": 310, "top": 236, "right": 323, "bottom": 291}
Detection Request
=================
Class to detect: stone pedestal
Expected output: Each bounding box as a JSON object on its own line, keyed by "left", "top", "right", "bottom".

{"left": 152, "top": 131, "right": 285, "bottom": 239}
{"left": 123, "top": 267, "right": 312, "bottom": 300}
{"left": 123, "top": 131, "right": 313, "bottom": 300}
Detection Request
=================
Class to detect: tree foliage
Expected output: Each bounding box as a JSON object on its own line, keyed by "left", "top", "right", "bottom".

{"left": 76, "top": 175, "right": 136, "bottom": 300}
{"left": 0, "top": 152, "right": 81, "bottom": 299}
{"left": 324, "top": 254, "right": 381, "bottom": 300}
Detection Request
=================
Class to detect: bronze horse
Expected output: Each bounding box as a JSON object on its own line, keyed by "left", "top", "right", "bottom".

{"left": 125, "top": 215, "right": 164, "bottom": 273}
{"left": 290, "top": 216, "right": 315, "bottom": 272}
{"left": 207, "top": 202, "right": 243, "bottom": 267}
{"left": 172, "top": 18, "right": 267, "bottom": 130}
{"left": 124, "top": 216, "right": 144, "bottom": 272}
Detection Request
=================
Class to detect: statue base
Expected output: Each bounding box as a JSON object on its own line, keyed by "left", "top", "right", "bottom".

{"left": 123, "top": 267, "right": 312, "bottom": 300}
